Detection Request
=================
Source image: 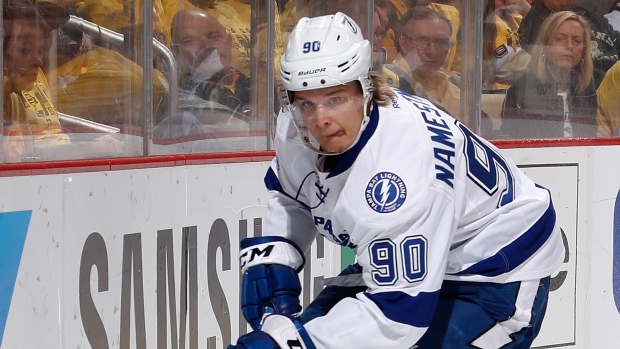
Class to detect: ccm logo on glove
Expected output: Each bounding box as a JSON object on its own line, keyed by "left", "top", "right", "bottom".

{"left": 240, "top": 244, "right": 275, "bottom": 270}
{"left": 239, "top": 237, "right": 305, "bottom": 273}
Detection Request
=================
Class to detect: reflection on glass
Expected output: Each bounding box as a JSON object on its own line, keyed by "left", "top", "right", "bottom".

{"left": 6, "top": 0, "right": 616, "bottom": 164}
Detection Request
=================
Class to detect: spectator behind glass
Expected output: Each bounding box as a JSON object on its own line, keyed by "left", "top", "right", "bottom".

{"left": 388, "top": 7, "right": 461, "bottom": 117}
{"left": 171, "top": 8, "right": 250, "bottom": 121}
{"left": 178, "top": 0, "right": 285, "bottom": 119}
{"left": 430, "top": 0, "right": 528, "bottom": 88}
{"left": 384, "top": 1, "right": 460, "bottom": 71}
{"left": 481, "top": 0, "right": 530, "bottom": 89}
{"left": 3, "top": 0, "right": 70, "bottom": 162}
{"left": 501, "top": 11, "right": 597, "bottom": 139}
{"left": 518, "top": 0, "right": 620, "bottom": 87}
{"left": 179, "top": 0, "right": 284, "bottom": 79}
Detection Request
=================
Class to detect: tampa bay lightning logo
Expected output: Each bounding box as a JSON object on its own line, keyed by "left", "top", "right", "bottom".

{"left": 365, "top": 172, "right": 407, "bottom": 213}
{"left": 341, "top": 15, "right": 358, "bottom": 34}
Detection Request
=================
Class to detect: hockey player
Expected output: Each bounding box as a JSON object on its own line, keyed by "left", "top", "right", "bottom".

{"left": 229, "top": 12, "right": 564, "bottom": 349}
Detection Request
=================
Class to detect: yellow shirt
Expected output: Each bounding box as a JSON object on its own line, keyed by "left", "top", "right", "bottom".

{"left": 79, "top": 0, "right": 191, "bottom": 38}
{"left": 52, "top": 46, "right": 169, "bottom": 125}
{"left": 3, "top": 70, "right": 70, "bottom": 162}
{"left": 78, "top": 0, "right": 130, "bottom": 33}
{"left": 596, "top": 61, "right": 620, "bottom": 137}
{"left": 9, "top": 70, "right": 64, "bottom": 136}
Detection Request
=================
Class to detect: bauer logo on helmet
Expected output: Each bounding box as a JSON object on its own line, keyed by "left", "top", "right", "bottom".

{"left": 298, "top": 68, "right": 326, "bottom": 76}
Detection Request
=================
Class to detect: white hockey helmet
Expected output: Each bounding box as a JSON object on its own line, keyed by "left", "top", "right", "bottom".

{"left": 280, "top": 12, "right": 373, "bottom": 98}
{"left": 280, "top": 12, "right": 374, "bottom": 155}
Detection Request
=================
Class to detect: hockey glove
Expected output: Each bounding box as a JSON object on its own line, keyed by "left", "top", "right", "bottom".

{"left": 228, "top": 314, "right": 316, "bottom": 349}
{"left": 240, "top": 236, "right": 305, "bottom": 330}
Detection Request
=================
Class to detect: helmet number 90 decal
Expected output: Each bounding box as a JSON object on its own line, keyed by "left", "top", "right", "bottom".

{"left": 303, "top": 41, "right": 321, "bottom": 53}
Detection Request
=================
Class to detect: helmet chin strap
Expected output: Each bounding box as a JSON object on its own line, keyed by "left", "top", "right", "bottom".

{"left": 295, "top": 96, "right": 372, "bottom": 156}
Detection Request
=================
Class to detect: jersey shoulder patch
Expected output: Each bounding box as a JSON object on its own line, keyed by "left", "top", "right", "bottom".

{"left": 365, "top": 171, "right": 407, "bottom": 214}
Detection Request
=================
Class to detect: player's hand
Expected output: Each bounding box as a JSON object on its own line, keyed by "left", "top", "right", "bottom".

{"left": 228, "top": 314, "right": 316, "bottom": 349}
{"left": 242, "top": 264, "right": 302, "bottom": 330}
{"left": 239, "top": 237, "right": 305, "bottom": 330}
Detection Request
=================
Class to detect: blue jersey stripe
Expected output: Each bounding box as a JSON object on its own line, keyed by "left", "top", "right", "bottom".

{"left": 264, "top": 166, "right": 283, "bottom": 192}
{"left": 294, "top": 318, "right": 317, "bottom": 349}
{"left": 455, "top": 200, "right": 557, "bottom": 277}
{"left": 0, "top": 210, "right": 32, "bottom": 346}
{"left": 365, "top": 290, "right": 439, "bottom": 328}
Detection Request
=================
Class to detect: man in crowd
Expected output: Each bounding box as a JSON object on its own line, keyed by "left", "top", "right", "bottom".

{"left": 171, "top": 8, "right": 250, "bottom": 120}
{"left": 388, "top": 7, "right": 461, "bottom": 117}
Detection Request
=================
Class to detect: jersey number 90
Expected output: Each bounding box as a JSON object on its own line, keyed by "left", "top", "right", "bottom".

{"left": 369, "top": 236, "right": 427, "bottom": 286}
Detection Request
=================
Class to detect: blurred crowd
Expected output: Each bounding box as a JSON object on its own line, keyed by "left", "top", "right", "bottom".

{"left": 369, "top": 0, "right": 620, "bottom": 139}
{"left": 3, "top": 0, "right": 620, "bottom": 163}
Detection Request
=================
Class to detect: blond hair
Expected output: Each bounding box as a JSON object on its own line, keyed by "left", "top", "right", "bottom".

{"left": 370, "top": 71, "right": 397, "bottom": 106}
{"left": 529, "top": 11, "right": 593, "bottom": 92}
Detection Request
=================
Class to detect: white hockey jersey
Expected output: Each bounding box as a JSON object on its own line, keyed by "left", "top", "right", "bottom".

{"left": 263, "top": 89, "right": 565, "bottom": 348}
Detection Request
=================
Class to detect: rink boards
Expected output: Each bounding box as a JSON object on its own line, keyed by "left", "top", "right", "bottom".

{"left": 1, "top": 144, "right": 619, "bottom": 349}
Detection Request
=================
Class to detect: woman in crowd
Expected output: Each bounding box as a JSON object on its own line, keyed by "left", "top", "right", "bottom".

{"left": 518, "top": 0, "right": 620, "bottom": 87}
{"left": 501, "top": 11, "right": 597, "bottom": 139}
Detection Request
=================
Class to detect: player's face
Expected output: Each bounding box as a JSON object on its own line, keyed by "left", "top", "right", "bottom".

{"left": 399, "top": 17, "right": 452, "bottom": 74}
{"left": 173, "top": 12, "right": 232, "bottom": 76}
{"left": 4, "top": 19, "right": 46, "bottom": 91}
{"left": 547, "top": 19, "right": 584, "bottom": 70}
{"left": 293, "top": 82, "right": 365, "bottom": 154}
